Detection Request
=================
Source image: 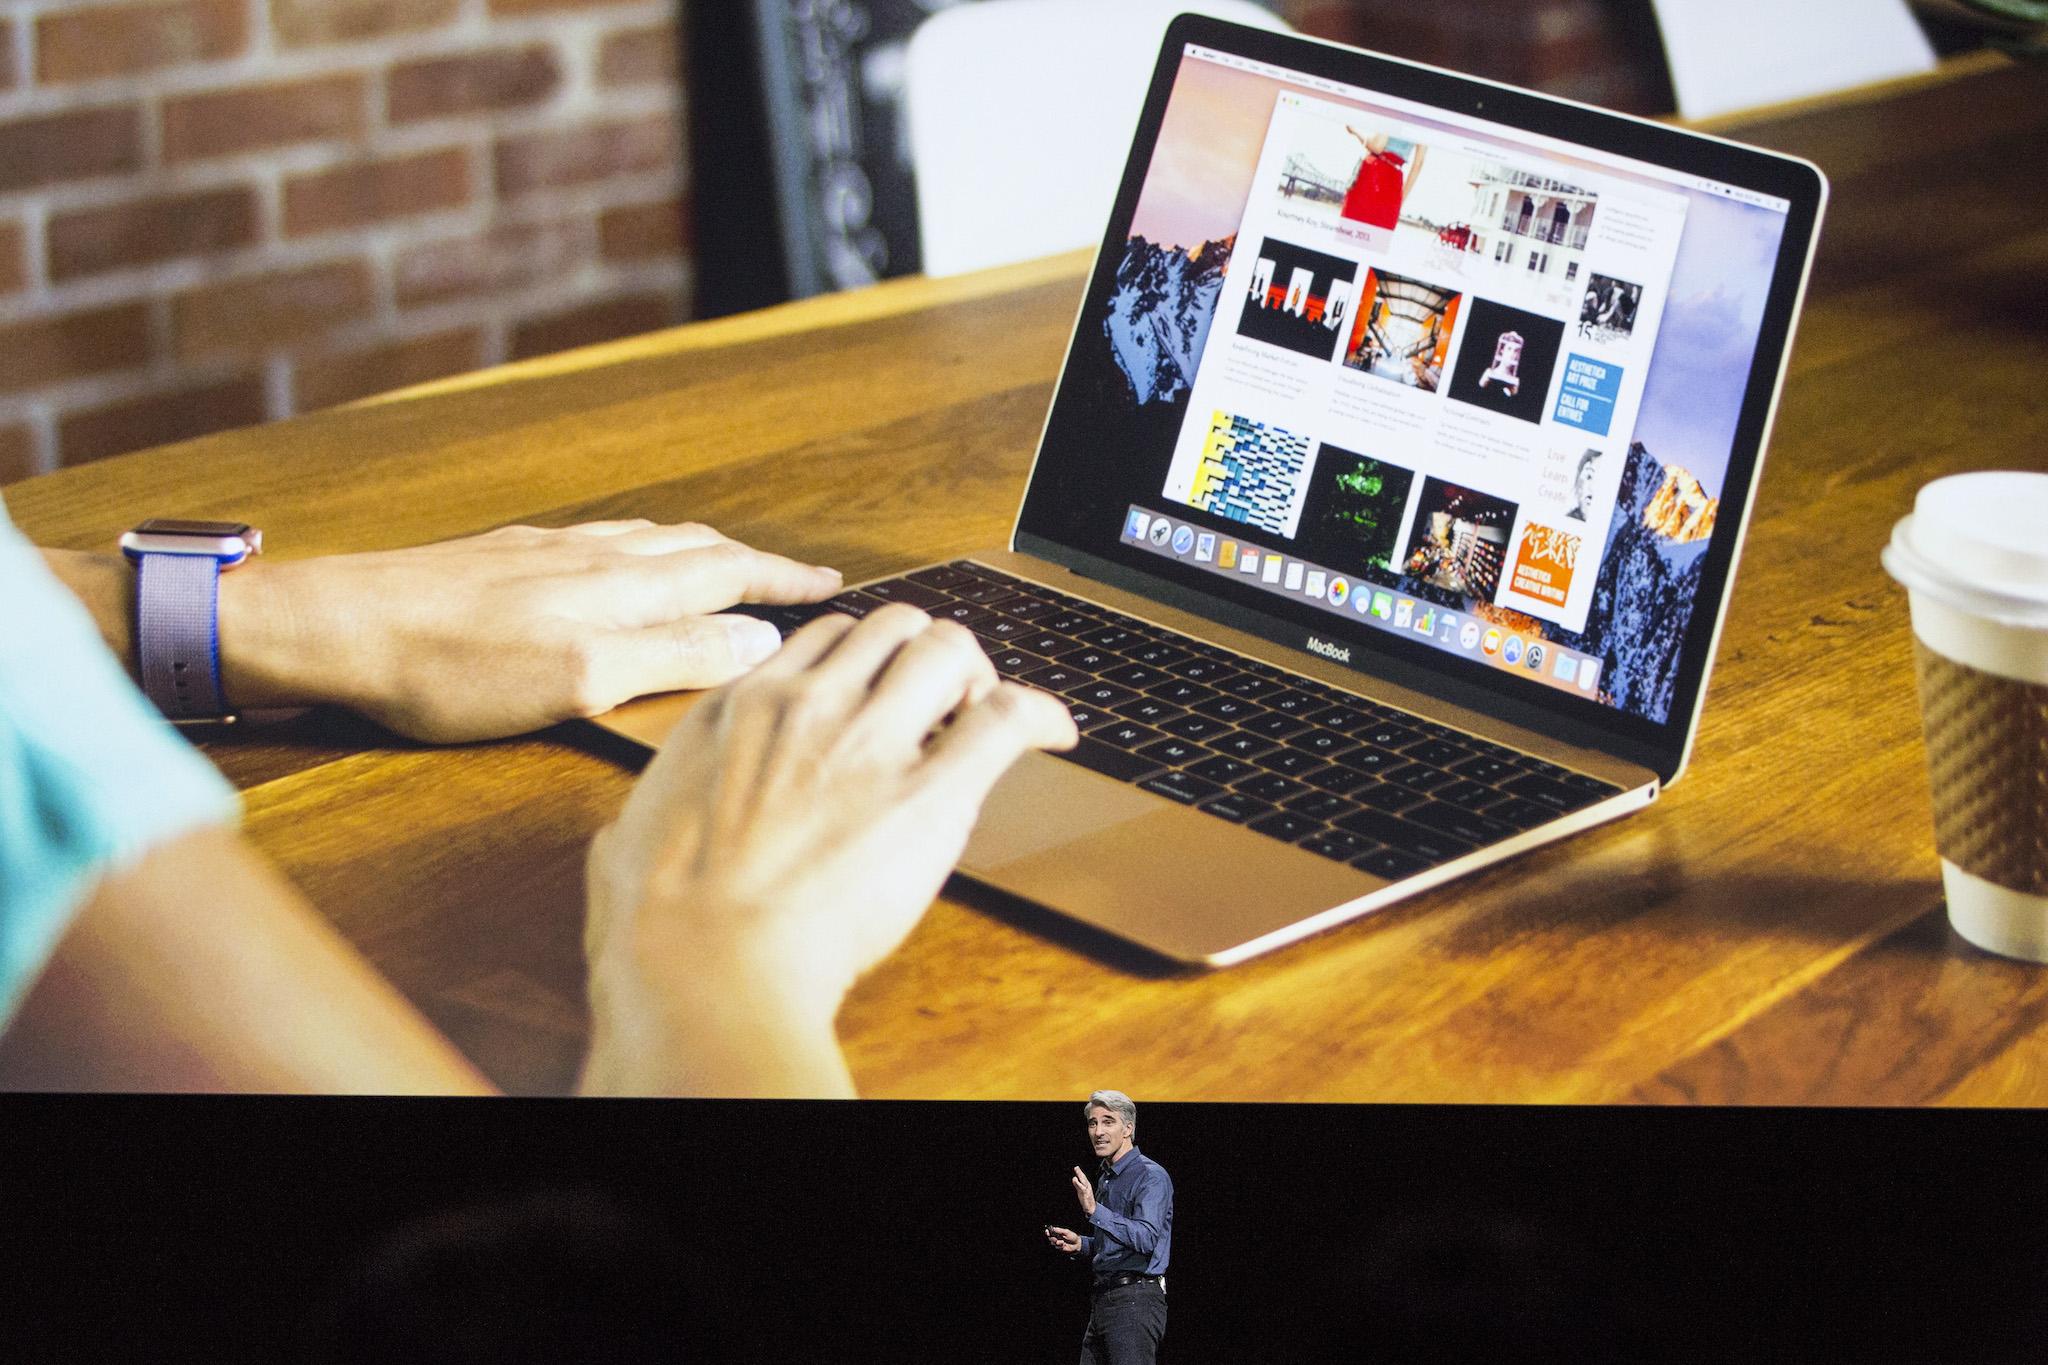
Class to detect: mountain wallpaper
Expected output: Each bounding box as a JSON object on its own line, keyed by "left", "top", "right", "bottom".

{"left": 1542, "top": 442, "right": 1718, "bottom": 721}
{"left": 1104, "top": 234, "right": 1235, "bottom": 405}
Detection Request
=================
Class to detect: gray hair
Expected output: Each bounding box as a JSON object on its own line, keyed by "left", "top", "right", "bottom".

{"left": 1084, "top": 1090, "right": 1137, "bottom": 1135}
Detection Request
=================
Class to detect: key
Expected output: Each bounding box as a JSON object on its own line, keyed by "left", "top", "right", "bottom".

{"left": 864, "top": 579, "right": 951, "bottom": 609}
{"left": 1140, "top": 771, "right": 1221, "bottom": 805}
{"left": 1248, "top": 812, "right": 1323, "bottom": 843}
{"left": 1094, "top": 720, "right": 1163, "bottom": 750}
{"left": 1137, "top": 737, "right": 1205, "bottom": 767}
{"left": 1196, "top": 792, "right": 1273, "bottom": 824}
{"left": 1188, "top": 755, "right": 1257, "bottom": 785}
{"left": 1058, "top": 738, "right": 1164, "bottom": 783}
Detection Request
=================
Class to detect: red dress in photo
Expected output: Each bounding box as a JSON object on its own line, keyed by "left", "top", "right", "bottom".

{"left": 1341, "top": 150, "right": 1406, "bottom": 230}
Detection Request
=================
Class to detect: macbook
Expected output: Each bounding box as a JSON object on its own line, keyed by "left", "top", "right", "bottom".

{"left": 596, "top": 15, "right": 1827, "bottom": 966}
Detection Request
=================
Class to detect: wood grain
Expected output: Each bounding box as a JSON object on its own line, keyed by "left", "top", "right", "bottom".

{"left": 4, "top": 57, "right": 2044, "bottom": 1101}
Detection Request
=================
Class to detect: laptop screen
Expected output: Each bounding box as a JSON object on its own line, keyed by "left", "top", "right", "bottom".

{"left": 1017, "top": 23, "right": 1822, "bottom": 775}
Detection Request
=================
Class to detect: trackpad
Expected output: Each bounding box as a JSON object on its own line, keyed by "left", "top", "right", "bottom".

{"left": 962, "top": 752, "right": 1158, "bottom": 867}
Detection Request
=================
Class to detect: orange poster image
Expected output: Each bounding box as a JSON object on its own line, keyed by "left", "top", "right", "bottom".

{"left": 1509, "top": 523, "right": 1580, "bottom": 606}
{"left": 1342, "top": 268, "right": 1464, "bottom": 395}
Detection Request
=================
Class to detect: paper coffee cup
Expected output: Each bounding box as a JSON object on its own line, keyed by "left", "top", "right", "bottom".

{"left": 1882, "top": 471, "right": 2048, "bottom": 961}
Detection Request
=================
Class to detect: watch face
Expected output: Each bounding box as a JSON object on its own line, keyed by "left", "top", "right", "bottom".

{"left": 121, "top": 520, "right": 261, "bottom": 564}
{"left": 132, "top": 519, "right": 253, "bottom": 537}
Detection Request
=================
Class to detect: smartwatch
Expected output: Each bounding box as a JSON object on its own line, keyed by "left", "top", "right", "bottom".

{"left": 118, "top": 518, "right": 263, "bottom": 724}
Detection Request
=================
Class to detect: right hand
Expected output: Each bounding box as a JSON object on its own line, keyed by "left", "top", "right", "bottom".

{"left": 579, "top": 605, "right": 1077, "bottom": 1096}
{"left": 1046, "top": 1226, "right": 1083, "bottom": 1254}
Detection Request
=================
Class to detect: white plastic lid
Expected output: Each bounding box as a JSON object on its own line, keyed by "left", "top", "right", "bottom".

{"left": 1884, "top": 471, "right": 2048, "bottom": 626}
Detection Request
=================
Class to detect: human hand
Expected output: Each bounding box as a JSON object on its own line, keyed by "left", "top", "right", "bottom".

{"left": 1073, "top": 1167, "right": 1096, "bottom": 1216}
{"left": 217, "top": 520, "right": 842, "bottom": 742}
{"left": 578, "top": 605, "right": 1078, "bottom": 1097}
{"left": 1046, "top": 1226, "right": 1082, "bottom": 1254}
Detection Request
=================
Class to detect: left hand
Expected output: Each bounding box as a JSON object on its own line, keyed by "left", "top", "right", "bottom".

{"left": 217, "top": 519, "right": 843, "bottom": 741}
{"left": 1073, "top": 1166, "right": 1096, "bottom": 1216}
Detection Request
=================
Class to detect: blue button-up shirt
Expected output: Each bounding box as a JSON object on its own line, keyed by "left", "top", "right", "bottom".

{"left": 1078, "top": 1145, "right": 1173, "bottom": 1277}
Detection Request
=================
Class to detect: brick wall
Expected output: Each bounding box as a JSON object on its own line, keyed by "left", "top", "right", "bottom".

{"left": 1, "top": 0, "right": 687, "bottom": 481}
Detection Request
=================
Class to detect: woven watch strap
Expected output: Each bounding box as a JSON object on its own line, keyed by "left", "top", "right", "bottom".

{"left": 136, "top": 552, "right": 229, "bottom": 719}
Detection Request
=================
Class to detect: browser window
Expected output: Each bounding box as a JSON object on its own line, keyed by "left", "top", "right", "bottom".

{"left": 1101, "top": 44, "right": 1793, "bottom": 725}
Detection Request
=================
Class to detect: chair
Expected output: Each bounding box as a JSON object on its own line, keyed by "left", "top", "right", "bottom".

{"left": 1649, "top": 0, "right": 1935, "bottom": 120}
{"left": 906, "top": 0, "right": 1292, "bottom": 278}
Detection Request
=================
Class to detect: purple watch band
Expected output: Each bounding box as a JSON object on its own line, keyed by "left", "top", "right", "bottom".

{"left": 135, "top": 551, "right": 231, "bottom": 720}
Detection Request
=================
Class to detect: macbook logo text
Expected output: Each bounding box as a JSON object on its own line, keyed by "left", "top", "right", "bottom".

{"left": 1306, "top": 636, "right": 1351, "bottom": 664}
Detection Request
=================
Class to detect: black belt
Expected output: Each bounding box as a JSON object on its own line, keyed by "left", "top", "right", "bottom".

{"left": 1092, "top": 1271, "right": 1163, "bottom": 1293}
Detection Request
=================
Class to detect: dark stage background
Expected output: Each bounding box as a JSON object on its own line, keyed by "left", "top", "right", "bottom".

{"left": 5, "top": 1099, "right": 2046, "bottom": 1361}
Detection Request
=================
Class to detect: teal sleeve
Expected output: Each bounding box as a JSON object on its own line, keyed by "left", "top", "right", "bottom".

{"left": 0, "top": 498, "right": 239, "bottom": 1024}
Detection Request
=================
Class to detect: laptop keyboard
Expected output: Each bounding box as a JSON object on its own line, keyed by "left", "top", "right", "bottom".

{"left": 738, "top": 561, "right": 1624, "bottom": 880}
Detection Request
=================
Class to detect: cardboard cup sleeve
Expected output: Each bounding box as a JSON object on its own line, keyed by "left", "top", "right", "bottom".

{"left": 1914, "top": 641, "right": 2048, "bottom": 897}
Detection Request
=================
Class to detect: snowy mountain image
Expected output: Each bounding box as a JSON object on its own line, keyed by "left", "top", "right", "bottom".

{"left": 1548, "top": 441, "right": 1719, "bottom": 721}
{"left": 1104, "top": 234, "right": 1234, "bottom": 405}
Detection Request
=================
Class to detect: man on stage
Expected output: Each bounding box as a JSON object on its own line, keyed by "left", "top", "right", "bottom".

{"left": 1044, "top": 1090, "right": 1174, "bottom": 1364}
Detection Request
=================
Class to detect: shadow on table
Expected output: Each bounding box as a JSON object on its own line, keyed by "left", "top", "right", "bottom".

{"left": 1429, "top": 811, "right": 1946, "bottom": 955}
{"left": 944, "top": 873, "right": 1197, "bottom": 979}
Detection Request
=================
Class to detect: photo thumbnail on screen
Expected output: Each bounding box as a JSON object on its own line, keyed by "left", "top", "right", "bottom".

{"left": 1238, "top": 237, "right": 1359, "bottom": 362}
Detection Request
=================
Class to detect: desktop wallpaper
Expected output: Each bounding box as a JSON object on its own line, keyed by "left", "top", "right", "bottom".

{"left": 1094, "top": 54, "right": 1789, "bottom": 726}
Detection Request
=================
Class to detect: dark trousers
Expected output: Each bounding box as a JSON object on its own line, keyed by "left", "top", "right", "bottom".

{"left": 1078, "top": 1280, "right": 1167, "bottom": 1365}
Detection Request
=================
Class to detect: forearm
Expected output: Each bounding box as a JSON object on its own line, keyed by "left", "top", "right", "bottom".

{"left": 39, "top": 549, "right": 135, "bottom": 672}
{"left": 578, "top": 981, "right": 854, "bottom": 1098}
{"left": 0, "top": 826, "right": 493, "bottom": 1093}
{"left": 1089, "top": 1184, "right": 1168, "bottom": 1254}
{"left": 1088, "top": 1207, "right": 1157, "bottom": 1254}
{"left": 41, "top": 548, "right": 333, "bottom": 711}
{"left": 579, "top": 835, "right": 855, "bottom": 1098}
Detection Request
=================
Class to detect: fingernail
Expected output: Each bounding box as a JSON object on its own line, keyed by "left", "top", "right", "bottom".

{"left": 725, "top": 616, "right": 783, "bottom": 666}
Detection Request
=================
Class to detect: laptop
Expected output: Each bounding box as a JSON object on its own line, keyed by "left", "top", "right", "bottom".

{"left": 596, "top": 15, "right": 1827, "bottom": 966}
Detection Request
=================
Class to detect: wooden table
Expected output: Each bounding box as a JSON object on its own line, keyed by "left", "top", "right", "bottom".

{"left": 6, "top": 56, "right": 2046, "bottom": 1102}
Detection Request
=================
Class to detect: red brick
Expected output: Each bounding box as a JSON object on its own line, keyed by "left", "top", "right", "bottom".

{"left": 38, "top": 0, "right": 247, "bottom": 84}
{"left": 58, "top": 373, "right": 268, "bottom": 466}
{"left": 172, "top": 261, "right": 376, "bottom": 360}
{"left": 494, "top": 114, "right": 678, "bottom": 197}
{"left": 162, "top": 74, "right": 366, "bottom": 163}
{"left": 294, "top": 326, "right": 484, "bottom": 410}
{"left": 388, "top": 46, "right": 560, "bottom": 124}
{"left": 49, "top": 186, "right": 258, "bottom": 282}
{"left": 510, "top": 292, "right": 674, "bottom": 360}
{"left": 489, "top": 0, "right": 640, "bottom": 12}
{"left": 0, "top": 220, "right": 25, "bottom": 295}
{"left": 394, "top": 220, "right": 588, "bottom": 306}
{"left": 0, "top": 304, "right": 153, "bottom": 396}
{"left": 284, "top": 148, "right": 470, "bottom": 237}
{"left": 597, "top": 22, "right": 680, "bottom": 88}
{"left": 1, "top": 424, "right": 37, "bottom": 484}
{"left": 271, "top": 0, "right": 459, "bottom": 48}
{"left": 0, "top": 106, "right": 143, "bottom": 193}
{"left": 599, "top": 197, "right": 685, "bottom": 262}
